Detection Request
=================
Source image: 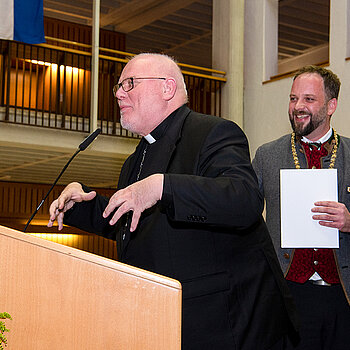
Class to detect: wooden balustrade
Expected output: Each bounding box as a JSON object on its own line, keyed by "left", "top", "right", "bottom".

{"left": 0, "top": 38, "right": 225, "bottom": 137}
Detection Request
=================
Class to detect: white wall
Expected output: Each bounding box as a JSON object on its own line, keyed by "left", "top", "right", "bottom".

{"left": 244, "top": 0, "right": 350, "bottom": 158}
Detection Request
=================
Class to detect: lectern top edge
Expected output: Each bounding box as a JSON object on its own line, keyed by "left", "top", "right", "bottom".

{"left": 0, "top": 225, "right": 182, "bottom": 290}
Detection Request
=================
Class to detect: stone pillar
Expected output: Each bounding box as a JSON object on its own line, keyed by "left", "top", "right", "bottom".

{"left": 212, "top": 0, "right": 244, "bottom": 127}
{"left": 90, "top": 0, "right": 100, "bottom": 132}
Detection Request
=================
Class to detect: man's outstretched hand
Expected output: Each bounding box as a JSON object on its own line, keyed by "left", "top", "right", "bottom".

{"left": 103, "top": 174, "right": 164, "bottom": 232}
{"left": 47, "top": 182, "right": 96, "bottom": 230}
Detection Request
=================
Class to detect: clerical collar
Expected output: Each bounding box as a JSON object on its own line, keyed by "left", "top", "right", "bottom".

{"left": 144, "top": 134, "right": 156, "bottom": 144}
{"left": 142, "top": 107, "right": 180, "bottom": 144}
{"left": 301, "top": 127, "right": 333, "bottom": 145}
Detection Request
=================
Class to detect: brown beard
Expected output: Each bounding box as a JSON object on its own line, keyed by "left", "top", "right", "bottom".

{"left": 289, "top": 103, "right": 328, "bottom": 137}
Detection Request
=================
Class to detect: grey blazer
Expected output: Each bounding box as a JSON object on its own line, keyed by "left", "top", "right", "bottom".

{"left": 253, "top": 133, "right": 350, "bottom": 304}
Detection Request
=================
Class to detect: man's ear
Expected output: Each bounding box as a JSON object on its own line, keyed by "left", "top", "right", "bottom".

{"left": 327, "top": 98, "right": 337, "bottom": 116}
{"left": 162, "top": 78, "right": 177, "bottom": 100}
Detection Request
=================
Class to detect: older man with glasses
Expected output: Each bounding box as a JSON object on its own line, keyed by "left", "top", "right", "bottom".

{"left": 48, "top": 53, "right": 298, "bottom": 350}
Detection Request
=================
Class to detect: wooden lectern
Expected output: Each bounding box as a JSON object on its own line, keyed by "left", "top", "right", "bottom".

{"left": 0, "top": 225, "right": 182, "bottom": 349}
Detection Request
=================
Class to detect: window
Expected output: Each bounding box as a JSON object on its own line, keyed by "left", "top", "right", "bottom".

{"left": 277, "top": 0, "right": 330, "bottom": 75}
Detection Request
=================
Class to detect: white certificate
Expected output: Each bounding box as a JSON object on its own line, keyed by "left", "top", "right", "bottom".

{"left": 280, "top": 169, "right": 339, "bottom": 248}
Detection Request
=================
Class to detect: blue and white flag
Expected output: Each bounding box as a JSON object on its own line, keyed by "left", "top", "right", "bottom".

{"left": 0, "top": 0, "right": 45, "bottom": 44}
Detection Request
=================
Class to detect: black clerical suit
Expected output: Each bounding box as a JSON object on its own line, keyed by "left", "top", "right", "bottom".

{"left": 64, "top": 105, "right": 298, "bottom": 350}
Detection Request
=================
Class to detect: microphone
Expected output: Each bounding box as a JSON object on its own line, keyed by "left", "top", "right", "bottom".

{"left": 78, "top": 128, "right": 102, "bottom": 151}
{"left": 23, "top": 128, "right": 102, "bottom": 232}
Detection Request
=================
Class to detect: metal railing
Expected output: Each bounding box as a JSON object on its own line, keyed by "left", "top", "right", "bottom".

{"left": 0, "top": 38, "right": 226, "bottom": 138}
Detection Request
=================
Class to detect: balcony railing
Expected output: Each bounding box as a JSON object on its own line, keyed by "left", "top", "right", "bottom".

{"left": 0, "top": 38, "right": 226, "bottom": 138}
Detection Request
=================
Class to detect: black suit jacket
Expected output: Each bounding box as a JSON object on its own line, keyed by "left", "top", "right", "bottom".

{"left": 65, "top": 105, "right": 298, "bottom": 349}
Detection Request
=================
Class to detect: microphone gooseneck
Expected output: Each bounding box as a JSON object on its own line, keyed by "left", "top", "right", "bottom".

{"left": 23, "top": 128, "right": 102, "bottom": 232}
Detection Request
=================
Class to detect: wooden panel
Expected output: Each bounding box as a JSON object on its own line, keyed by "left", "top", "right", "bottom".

{"left": 1, "top": 225, "right": 181, "bottom": 349}
{"left": 0, "top": 181, "right": 117, "bottom": 259}
{"left": 26, "top": 232, "right": 118, "bottom": 260}
{"left": 0, "top": 181, "right": 114, "bottom": 219}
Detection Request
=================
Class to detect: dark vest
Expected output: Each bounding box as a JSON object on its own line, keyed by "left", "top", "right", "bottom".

{"left": 286, "top": 141, "right": 340, "bottom": 284}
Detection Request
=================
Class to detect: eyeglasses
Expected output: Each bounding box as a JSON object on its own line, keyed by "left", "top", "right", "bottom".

{"left": 113, "top": 77, "right": 166, "bottom": 95}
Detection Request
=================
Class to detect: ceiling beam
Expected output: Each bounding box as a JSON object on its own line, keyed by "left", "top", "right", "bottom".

{"left": 279, "top": 38, "right": 313, "bottom": 49}
{"left": 43, "top": 10, "right": 91, "bottom": 24}
{"left": 279, "top": 24, "right": 328, "bottom": 41}
{"left": 0, "top": 153, "right": 72, "bottom": 174}
{"left": 279, "top": 8, "right": 328, "bottom": 26}
{"left": 164, "top": 31, "right": 211, "bottom": 53}
{"left": 278, "top": 45, "right": 307, "bottom": 54}
{"left": 99, "top": 0, "right": 197, "bottom": 32}
{"left": 99, "top": 0, "right": 163, "bottom": 27}
{"left": 279, "top": 0, "right": 299, "bottom": 7}
{"left": 44, "top": 0, "right": 92, "bottom": 21}
{"left": 279, "top": 14, "right": 329, "bottom": 35}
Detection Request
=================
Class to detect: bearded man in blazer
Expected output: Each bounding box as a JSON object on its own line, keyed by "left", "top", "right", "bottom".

{"left": 48, "top": 53, "right": 298, "bottom": 350}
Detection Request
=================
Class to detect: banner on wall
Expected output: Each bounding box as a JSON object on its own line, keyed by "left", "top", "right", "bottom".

{"left": 0, "top": 0, "right": 45, "bottom": 44}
